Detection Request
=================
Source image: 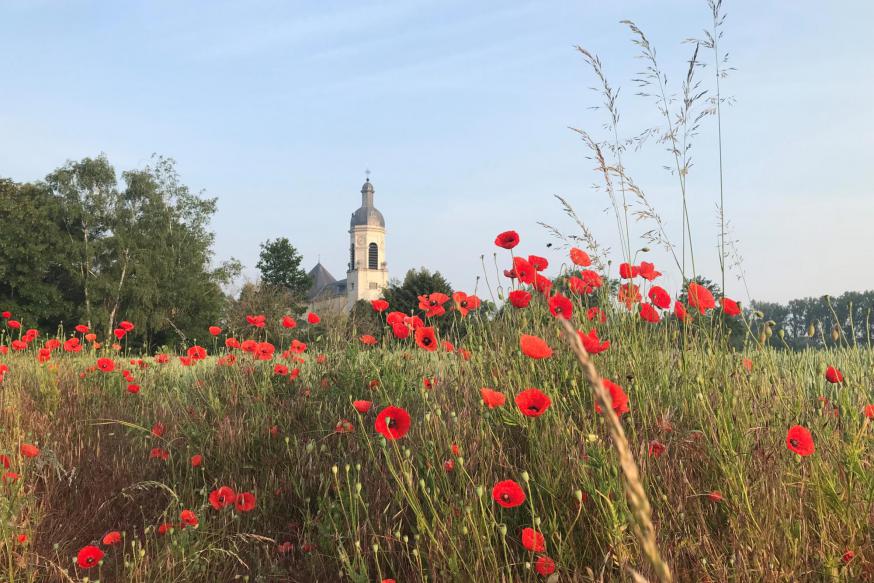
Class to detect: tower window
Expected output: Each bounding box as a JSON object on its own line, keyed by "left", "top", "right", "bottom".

{"left": 368, "top": 243, "right": 378, "bottom": 269}
{"left": 350, "top": 245, "right": 354, "bottom": 269}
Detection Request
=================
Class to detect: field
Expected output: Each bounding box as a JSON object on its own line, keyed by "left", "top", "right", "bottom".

{"left": 2, "top": 256, "right": 872, "bottom": 583}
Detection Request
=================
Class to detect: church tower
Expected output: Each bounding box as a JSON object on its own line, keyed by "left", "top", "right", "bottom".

{"left": 346, "top": 176, "right": 388, "bottom": 309}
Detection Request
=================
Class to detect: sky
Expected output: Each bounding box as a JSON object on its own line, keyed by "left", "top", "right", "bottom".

{"left": 1, "top": 0, "right": 873, "bottom": 303}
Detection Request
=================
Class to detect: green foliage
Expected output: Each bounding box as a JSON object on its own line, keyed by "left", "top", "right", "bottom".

{"left": 256, "top": 237, "right": 311, "bottom": 307}
{"left": 381, "top": 268, "right": 454, "bottom": 316}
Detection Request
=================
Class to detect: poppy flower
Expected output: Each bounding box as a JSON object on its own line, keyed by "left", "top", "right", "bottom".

{"left": 535, "top": 556, "right": 556, "bottom": 576}
{"left": 371, "top": 299, "right": 389, "bottom": 312}
{"left": 191, "top": 454, "right": 203, "bottom": 468}
{"left": 359, "top": 335, "right": 378, "bottom": 346}
{"left": 85, "top": 333, "right": 97, "bottom": 342}
{"left": 113, "top": 328, "right": 126, "bottom": 340}
{"left": 7, "top": 320, "right": 21, "bottom": 329}
{"left": 415, "top": 327, "right": 438, "bottom": 352}
{"left": 864, "top": 404, "right": 874, "bottom": 419}
{"left": 825, "top": 366, "right": 843, "bottom": 384}
{"left": 512, "top": 257, "right": 535, "bottom": 285}
{"left": 721, "top": 297, "right": 741, "bottom": 317}
{"left": 618, "top": 283, "right": 641, "bottom": 308}
{"left": 742, "top": 358, "right": 753, "bottom": 373}
{"left": 707, "top": 490, "right": 723, "bottom": 502}
{"left": 375, "top": 406, "right": 411, "bottom": 440}
{"left": 637, "top": 261, "right": 661, "bottom": 281}
{"left": 187, "top": 345, "right": 207, "bottom": 361}
{"left": 127, "top": 383, "right": 141, "bottom": 394}
{"left": 418, "top": 293, "right": 450, "bottom": 318}
{"left": 443, "top": 459, "right": 454, "bottom": 472}
{"left": 596, "top": 379, "right": 629, "bottom": 416}
{"left": 578, "top": 328, "right": 610, "bottom": 354}
{"left": 786, "top": 425, "right": 815, "bottom": 456}
{"left": 20, "top": 443, "right": 39, "bottom": 458}
{"left": 119, "top": 320, "right": 135, "bottom": 332}
{"left": 842, "top": 550, "right": 855, "bottom": 564}
{"left": 307, "top": 312, "right": 320, "bottom": 324}
{"left": 480, "top": 387, "right": 506, "bottom": 408}
{"left": 74, "top": 324, "right": 88, "bottom": 334}
{"left": 579, "top": 270, "right": 603, "bottom": 293}
{"left": 1, "top": 311, "right": 10, "bottom": 318}
{"left": 353, "top": 400, "right": 372, "bottom": 414}
{"left": 648, "top": 440, "right": 667, "bottom": 458}
{"left": 97, "top": 357, "right": 115, "bottom": 372}
{"left": 687, "top": 283, "right": 716, "bottom": 314}
{"left": 520, "top": 335, "right": 552, "bottom": 359}
{"left": 391, "top": 322, "right": 410, "bottom": 339}
{"left": 180, "top": 509, "right": 198, "bottom": 528}
{"left": 639, "top": 303, "right": 660, "bottom": 323}
{"left": 586, "top": 307, "right": 606, "bottom": 323}
{"left": 547, "top": 294, "right": 573, "bottom": 319}
{"left": 280, "top": 315, "right": 297, "bottom": 329}
{"left": 528, "top": 255, "right": 548, "bottom": 272}
{"left": 453, "top": 292, "right": 481, "bottom": 317}
{"left": 495, "top": 230, "right": 520, "bottom": 249}
{"left": 521, "top": 527, "right": 546, "bottom": 552}
{"left": 157, "top": 523, "right": 172, "bottom": 536}
{"left": 532, "top": 274, "right": 552, "bottom": 296}
{"left": 674, "top": 301, "right": 691, "bottom": 322}
{"left": 151, "top": 422, "right": 165, "bottom": 437}
{"left": 235, "top": 491, "right": 256, "bottom": 512}
{"left": 508, "top": 290, "right": 531, "bottom": 308}
{"left": 648, "top": 286, "right": 671, "bottom": 310}
{"left": 102, "top": 531, "right": 122, "bottom": 545}
{"left": 208, "top": 326, "right": 222, "bottom": 336}
{"left": 619, "top": 263, "right": 639, "bottom": 279}
{"left": 76, "top": 545, "right": 104, "bottom": 569}
{"left": 209, "top": 486, "right": 237, "bottom": 510}
{"left": 149, "top": 447, "right": 169, "bottom": 461}
{"left": 492, "top": 479, "right": 526, "bottom": 508}
{"left": 515, "top": 388, "right": 551, "bottom": 417}
{"left": 570, "top": 247, "right": 591, "bottom": 267}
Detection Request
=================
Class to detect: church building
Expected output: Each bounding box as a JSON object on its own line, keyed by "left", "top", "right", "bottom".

{"left": 306, "top": 177, "right": 388, "bottom": 313}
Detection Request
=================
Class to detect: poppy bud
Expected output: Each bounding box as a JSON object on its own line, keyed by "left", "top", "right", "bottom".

{"left": 498, "top": 524, "right": 507, "bottom": 536}
{"left": 765, "top": 327, "right": 773, "bottom": 338}
{"left": 521, "top": 471, "right": 530, "bottom": 483}
{"left": 807, "top": 324, "right": 816, "bottom": 337}
{"left": 778, "top": 329, "right": 785, "bottom": 339}
{"left": 831, "top": 329, "right": 840, "bottom": 342}
{"left": 754, "top": 311, "right": 764, "bottom": 318}
{"left": 574, "top": 489, "right": 583, "bottom": 502}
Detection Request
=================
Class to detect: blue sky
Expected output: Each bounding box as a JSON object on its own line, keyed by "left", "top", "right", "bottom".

{"left": 2, "top": 0, "right": 872, "bottom": 303}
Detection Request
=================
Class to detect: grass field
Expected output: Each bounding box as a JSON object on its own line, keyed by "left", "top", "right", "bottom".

{"left": 2, "top": 262, "right": 872, "bottom": 582}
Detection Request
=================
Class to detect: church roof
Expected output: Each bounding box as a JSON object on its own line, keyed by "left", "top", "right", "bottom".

{"left": 351, "top": 178, "right": 385, "bottom": 228}
{"left": 307, "top": 263, "right": 345, "bottom": 300}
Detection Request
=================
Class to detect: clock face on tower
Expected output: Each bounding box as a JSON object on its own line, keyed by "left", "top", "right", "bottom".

{"left": 356, "top": 235, "right": 365, "bottom": 246}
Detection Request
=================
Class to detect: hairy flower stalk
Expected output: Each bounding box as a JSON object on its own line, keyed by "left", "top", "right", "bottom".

{"left": 559, "top": 317, "right": 673, "bottom": 583}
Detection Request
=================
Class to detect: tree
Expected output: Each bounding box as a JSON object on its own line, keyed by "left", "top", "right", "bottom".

{"left": 256, "top": 238, "right": 311, "bottom": 313}
{"left": 381, "top": 268, "right": 454, "bottom": 317}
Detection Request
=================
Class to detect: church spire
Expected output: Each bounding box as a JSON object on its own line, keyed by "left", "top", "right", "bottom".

{"left": 361, "top": 174, "right": 374, "bottom": 207}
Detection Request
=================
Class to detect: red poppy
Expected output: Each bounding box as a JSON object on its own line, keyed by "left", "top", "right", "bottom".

{"left": 391, "top": 322, "right": 410, "bottom": 339}
{"left": 235, "top": 491, "right": 256, "bottom": 512}
{"left": 20, "top": 443, "right": 39, "bottom": 458}
{"left": 375, "top": 406, "right": 411, "bottom": 440}
{"left": 586, "top": 306, "right": 606, "bottom": 323}
{"left": 570, "top": 247, "right": 591, "bottom": 267}
{"left": 7, "top": 320, "right": 21, "bottom": 329}
{"left": 209, "top": 486, "right": 237, "bottom": 510}
{"left": 1, "top": 311, "right": 10, "bottom": 318}
{"left": 842, "top": 550, "right": 855, "bottom": 564}
{"left": 418, "top": 293, "right": 450, "bottom": 318}
{"left": 825, "top": 366, "right": 843, "bottom": 384}
{"left": 674, "top": 301, "right": 691, "bottom": 322}
{"left": 707, "top": 490, "right": 723, "bottom": 502}
{"left": 528, "top": 255, "right": 548, "bottom": 271}
{"left": 721, "top": 297, "right": 741, "bottom": 316}
{"left": 180, "top": 509, "right": 198, "bottom": 528}
{"left": 495, "top": 230, "right": 520, "bottom": 249}
{"left": 532, "top": 274, "right": 552, "bottom": 296}
{"left": 521, "top": 527, "right": 546, "bottom": 552}
{"left": 191, "top": 454, "right": 203, "bottom": 468}
{"left": 639, "top": 303, "right": 660, "bottom": 323}
{"left": 520, "top": 335, "right": 552, "bottom": 359}
{"left": 742, "top": 358, "right": 753, "bottom": 373}
{"left": 157, "top": 523, "right": 172, "bottom": 536}
{"left": 596, "top": 379, "right": 629, "bottom": 416}
{"left": 307, "top": 312, "right": 320, "bottom": 324}
{"left": 637, "top": 261, "right": 661, "bottom": 281}
{"left": 151, "top": 422, "right": 165, "bottom": 437}
{"left": 864, "top": 404, "right": 874, "bottom": 419}
{"left": 515, "top": 388, "right": 551, "bottom": 417}
{"left": 492, "top": 479, "right": 526, "bottom": 508}
{"left": 547, "top": 294, "right": 573, "bottom": 319}
{"left": 208, "top": 325, "right": 222, "bottom": 336}
{"left": 113, "top": 328, "right": 126, "bottom": 340}
{"left": 508, "top": 290, "right": 531, "bottom": 308}
{"left": 371, "top": 299, "right": 389, "bottom": 312}
{"left": 119, "top": 320, "right": 135, "bottom": 332}
{"left": 353, "top": 400, "right": 372, "bottom": 414}
{"left": 443, "top": 459, "right": 454, "bottom": 472}
{"left": 687, "top": 283, "right": 716, "bottom": 314}
{"left": 187, "top": 345, "right": 207, "bottom": 361}
{"left": 102, "top": 531, "right": 122, "bottom": 545}
{"left": 359, "top": 335, "right": 378, "bottom": 346}
{"left": 648, "top": 286, "right": 671, "bottom": 310}
{"left": 453, "top": 292, "right": 481, "bottom": 317}
{"left": 619, "top": 263, "right": 639, "bottom": 279}
{"left": 415, "top": 327, "right": 438, "bottom": 352}
{"left": 74, "top": 324, "right": 88, "bottom": 334}
{"left": 127, "top": 383, "right": 141, "bottom": 394}
{"left": 149, "top": 447, "right": 169, "bottom": 461}
{"left": 512, "top": 256, "right": 535, "bottom": 285}
{"left": 280, "top": 315, "right": 297, "bottom": 329}
{"left": 97, "top": 357, "right": 115, "bottom": 372}
{"left": 786, "top": 425, "right": 815, "bottom": 456}
{"left": 535, "top": 556, "right": 556, "bottom": 576}
{"left": 648, "top": 440, "right": 667, "bottom": 458}
{"left": 480, "top": 387, "right": 506, "bottom": 409}
{"left": 578, "top": 328, "right": 610, "bottom": 354}
{"left": 618, "top": 283, "right": 641, "bottom": 308}
{"left": 76, "top": 545, "right": 104, "bottom": 569}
